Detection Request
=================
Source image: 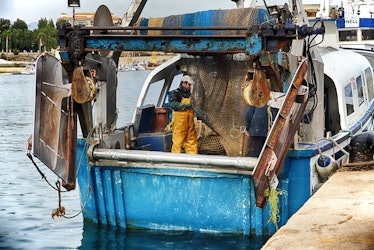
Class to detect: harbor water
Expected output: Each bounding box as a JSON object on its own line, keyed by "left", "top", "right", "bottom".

{"left": 0, "top": 71, "right": 269, "bottom": 249}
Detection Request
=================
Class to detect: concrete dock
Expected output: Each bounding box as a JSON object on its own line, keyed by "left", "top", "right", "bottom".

{"left": 262, "top": 169, "right": 374, "bottom": 250}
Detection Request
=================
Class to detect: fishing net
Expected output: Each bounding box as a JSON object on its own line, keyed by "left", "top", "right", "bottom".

{"left": 177, "top": 55, "right": 251, "bottom": 156}
{"left": 136, "top": 8, "right": 269, "bottom": 36}
{"left": 195, "top": 120, "right": 226, "bottom": 155}
{"left": 136, "top": 8, "right": 271, "bottom": 156}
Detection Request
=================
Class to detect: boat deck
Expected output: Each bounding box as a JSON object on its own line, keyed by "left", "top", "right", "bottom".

{"left": 262, "top": 169, "right": 374, "bottom": 249}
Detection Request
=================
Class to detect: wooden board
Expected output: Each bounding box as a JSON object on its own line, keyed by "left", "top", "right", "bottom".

{"left": 252, "top": 59, "right": 309, "bottom": 208}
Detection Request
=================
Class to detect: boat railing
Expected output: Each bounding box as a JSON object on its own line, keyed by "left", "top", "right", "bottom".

{"left": 89, "top": 146, "right": 257, "bottom": 172}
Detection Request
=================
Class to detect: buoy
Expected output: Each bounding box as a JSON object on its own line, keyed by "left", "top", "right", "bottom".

{"left": 315, "top": 155, "right": 337, "bottom": 182}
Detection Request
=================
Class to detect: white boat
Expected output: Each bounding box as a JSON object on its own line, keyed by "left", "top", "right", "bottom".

{"left": 21, "top": 63, "right": 36, "bottom": 75}
{"left": 29, "top": 0, "right": 374, "bottom": 236}
{"left": 0, "top": 59, "right": 14, "bottom": 66}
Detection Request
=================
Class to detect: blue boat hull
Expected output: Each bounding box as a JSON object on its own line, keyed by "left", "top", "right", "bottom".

{"left": 77, "top": 140, "right": 312, "bottom": 236}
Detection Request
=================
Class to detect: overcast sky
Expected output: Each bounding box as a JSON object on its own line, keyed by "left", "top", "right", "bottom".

{"left": 0, "top": 0, "right": 240, "bottom": 24}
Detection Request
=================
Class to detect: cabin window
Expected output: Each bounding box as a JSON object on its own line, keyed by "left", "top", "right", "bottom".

{"left": 362, "top": 30, "right": 374, "bottom": 41}
{"left": 339, "top": 30, "right": 357, "bottom": 41}
{"left": 344, "top": 83, "right": 354, "bottom": 115}
{"left": 356, "top": 75, "right": 364, "bottom": 105}
{"left": 143, "top": 80, "right": 164, "bottom": 106}
{"left": 143, "top": 76, "right": 182, "bottom": 107}
{"left": 365, "top": 67, "right": 374, "bottom": 101}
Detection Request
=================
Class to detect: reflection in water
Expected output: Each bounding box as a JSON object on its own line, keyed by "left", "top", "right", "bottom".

{"left": 79, "top": 221, "right": 269, "bottom": 250}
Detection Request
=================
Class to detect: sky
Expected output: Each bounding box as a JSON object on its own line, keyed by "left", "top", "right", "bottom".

{"left": 0, "top": 0, "right": 239, "bottom": 24}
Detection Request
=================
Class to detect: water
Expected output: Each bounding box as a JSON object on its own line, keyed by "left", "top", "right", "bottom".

{"left": 0, "top": 72, "right": 268, "bottom": 249}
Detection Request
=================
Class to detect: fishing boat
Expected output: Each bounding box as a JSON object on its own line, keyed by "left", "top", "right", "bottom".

{"left": 29, "top": 0, "right": 374, "bottom": 237}
{"left": 307, "top": 0, "right": 374, "bottom": 51}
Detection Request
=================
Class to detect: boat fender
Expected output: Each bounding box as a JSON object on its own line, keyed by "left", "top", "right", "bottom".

{"left": 315, "top": 155, "right": 337, "bottom": 182}
{"left": 348, "top": 131, "right": 374, "bottom": 163}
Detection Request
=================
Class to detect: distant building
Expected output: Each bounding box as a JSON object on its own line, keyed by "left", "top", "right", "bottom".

{"left": 57, "top": 11, "right": 122, "bottom": 26}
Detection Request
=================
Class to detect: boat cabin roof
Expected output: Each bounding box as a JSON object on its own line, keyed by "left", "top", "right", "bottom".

{"left": 320, "top": 47, "right": 374, "bottom": 129}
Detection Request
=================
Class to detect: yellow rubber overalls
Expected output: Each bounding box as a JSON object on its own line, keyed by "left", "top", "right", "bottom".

{"left": 171, "top": 97, "right": 198, "bottom": 154}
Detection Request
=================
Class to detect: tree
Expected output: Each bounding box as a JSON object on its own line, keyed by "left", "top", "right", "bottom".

{"left": 0, "top": 17, "right": 59, "bottom": 54}
{"left": 56, "top": 19, "right": 69, "bottom": 29}
{"left": 11, "top": 18, "right": 28, "bottom": 30}
{"left": 0, "top": 18, "right": 11, "bottom": 52}
{"left": 48, "top": 19, "right": 55, "bottom": 29}
{"left": 11, "top": 28, "right": 34, "bottom": 51}
{"left": 9, "top": 18, "right": 32, "bottom": 51}
{"left": 0, "top": 18, "right": 11, "bottom": 33}
{"left": 34, "top": 18, "right": 58, "bottom": 51}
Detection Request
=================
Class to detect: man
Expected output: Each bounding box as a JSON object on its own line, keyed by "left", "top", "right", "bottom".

{"left": 169, "top": 75, "right": 198, "bottom": 154}
{"left": 244, "top": 105, "right": 277, "bottom": 157}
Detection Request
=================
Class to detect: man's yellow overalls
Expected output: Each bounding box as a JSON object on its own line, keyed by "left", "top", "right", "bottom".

{"left": 171, "top": 97, "right": 198, "bottom": 154}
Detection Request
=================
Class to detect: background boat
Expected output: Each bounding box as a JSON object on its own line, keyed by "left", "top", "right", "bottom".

{"left": 304, "top": 0, "right": 374, "bottom": 50}
{"left": 20, "top": 63, "right": 36, "bottom": 75}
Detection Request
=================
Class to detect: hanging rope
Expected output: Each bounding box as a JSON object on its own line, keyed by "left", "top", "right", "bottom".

{"left": 51, "top": 181, "right": 66, "bottom": 219}
{"left": 264, "top": 185, "right": 288, "bottom": 231}
{"left": 264, "top": 170, "right": 288, "bottom": 231}
{"left": 264, "top": 187, "right": 280, "bottom": 230}
{"left": 62, "top": 133, "right": 94, "bottom": 219}
{"left": 26, "top": 126, "right": 95, "bottom": 220}
{"left": 26, "top": 152, "right": 66, "bottom": 192}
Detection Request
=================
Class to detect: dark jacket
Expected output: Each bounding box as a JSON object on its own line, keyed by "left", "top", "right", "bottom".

{"left": 169, "top": 84, "right": 191, "bottom": 111}
{"left": 244, "top": 105, "right": 277, "bottom": 137}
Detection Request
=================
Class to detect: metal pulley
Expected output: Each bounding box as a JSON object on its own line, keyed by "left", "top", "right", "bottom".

{"left": 71, "top": 67, "right": 96, "bottom": 104}
{"left": 242, "top": 68, "right": 270, "bottom": 107}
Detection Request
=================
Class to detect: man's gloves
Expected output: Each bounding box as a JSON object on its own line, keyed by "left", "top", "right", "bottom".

{"left": 184, "top": 104, "right": 191, "bottom": 110}
{"left": 170, "top": 102, "right": 192, "bottom": 111}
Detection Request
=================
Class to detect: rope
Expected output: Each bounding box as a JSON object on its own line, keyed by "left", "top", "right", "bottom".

{"left": 62, "top": 182, "right": 91, "bottom": 219}
{"left": 264, "top": 168, "right": 287, "bottom": 231}
{"left": 267, "top": 105, "right": 272, "bottom": 133}
{"left": 339, "top": 129, "right": 353, "bottom": 138}
{"left": 304, "top": 112, "right": 324, "bottom": 158}
{"left": 51, "top": 181, "right": 66, "bottom": 219}
{"left": 62, "top": 128, "right": 94, "bottom": 219}
{"left": 264, "top": 187, "right": 280, "bottom": 230}
{"left": 26, "top": 126, "right": 95, "bottom": 220}
{"left": 26, "top": 152, "right": 66, "bottom": 192}
{"left": 264, "top": 186, "right": 288, "bottom": 231}
{"left": 341, "top": 160, "right": 374, "bottom": 171}
{"left": 328, "top": 137, "right": 350, "bottom": 157}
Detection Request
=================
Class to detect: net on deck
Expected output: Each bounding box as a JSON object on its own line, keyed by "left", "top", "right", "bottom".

{"left": 136, "top": 8, "right": 271, "bottom": 156}
{"left": 180, "top": 55, "right": 251, "bottom": 156}
{"left": 136, "top": 8, "right": 269, "bottom": 36}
